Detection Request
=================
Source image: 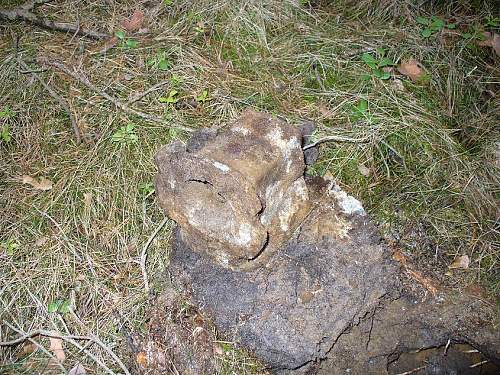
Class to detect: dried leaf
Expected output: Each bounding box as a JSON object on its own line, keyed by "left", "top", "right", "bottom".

{"left": 213, "top": 343, "right": 224, "bottom": 356}
{"left": 122, "top": 10, "right": 145, "bottom": 32}
{"left": 136, "top": 351, "right": 147, "bottom": 367}
{"left": 68, "top": 363, "right": 86, "bottom": 375}
{"left": 358, "top": 164, "right": 371, "bottom": 177}
{"left": 21, "top": 175, "right": 53, "bottom": 191}
{"left": 449, "top": 255, "right": 470, "bottom": 269}
{"left": 17, "top": 342, "right": 37, "bottom": 358}
{"left": 83, "top": 192, "right": 93, "bottom": 207}
{"left": 35, "top": 237, "right": 48, "bottom": 247}
{"left": 397, "top": 59, "right": 424, "bottom": 82}
{"left": 49, "top": 337, "right": 66, "bottom": 362}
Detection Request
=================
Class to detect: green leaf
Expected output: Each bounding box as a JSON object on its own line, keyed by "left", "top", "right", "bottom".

{"left": 139, "top": 182, "right": 155, "bottom": 196}
{"left": 115, "top": 31, "right": 126, "bottom": 40}
{"left": 112, "top": 124, "right": 138, "bottom": 145}
{"left": 361, "top": 53, "right": 378, "bottom": 70}
{"left": 380, "top": 71, "right": 391, "bottom": 80}
{"left": 372, "top": 69, "right": 383, "bottom": 78}
{"left": 430, "top": 17, "right": 445, "bottom": 31}
{"left": 146, "top": 57, "right": 156, "bottom": 66}
{"left": 163, "top": 0, "right": 173, "bottom": 5}
{"left": 125, "top": 39, "right": 138, "bottom": 48}
{"left": 159, "top": 90, "right": 178, "bottom": 104}
{"left": 446, "top": 23, "right": 456, "bottom": 29}
{"left": 485, "top": 16, "right": 499, "bottom": 28}
{"left": 361, "top": 74, "right": 371, "bottom": 81}
{"left": 416, "top": 16, "right": 430, "bottom": 25}
{"left": 59, "top": 300, "right": 71, "bottom": 314}
{"left": 157, "top": 58, "right": 171, "bottom": 71}
{"left": 48, "top": 300, "right": 62, "bottom": 313}
{"left": 421, "top": 28, "right": 433, "bottom": 38}
{"left": 358, "top": 99, "right": 368, "bottom": 112}
{"left": 1, "top": 125, "right": 11, "bottom": 143}
{"left": 170, "top": 74, "right": 183, "bottom": 87}
{"left": 196, "top": 90, "right": 210, "bottom": 103}
{"left": 378, "top": 57, "right": 393, "bottom": 68}
{"left": 375, "top": 47, "right": 386, "bottom": 57}
{"left": 461, "top": 32, "right": 473, "bottom": 39}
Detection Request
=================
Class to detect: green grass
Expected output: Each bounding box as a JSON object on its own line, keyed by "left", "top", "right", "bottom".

{"left": 1, "top": 0, "right": 499, "bottom": 373}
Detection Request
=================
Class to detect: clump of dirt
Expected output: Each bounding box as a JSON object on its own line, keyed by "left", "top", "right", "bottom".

{"left": 127, "top": 288, "right": 219, "bottom": 375}
{"left": 153, "top": 110, "right": 499, "bottom": 374}
{"left": 155, "top": 110, "right": 311, "bottom": 270}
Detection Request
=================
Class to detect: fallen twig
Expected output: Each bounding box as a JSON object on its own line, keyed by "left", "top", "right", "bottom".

{"left": 38, "top": 57, "right": 194, "bottom": 132}
{"left": 0, "top": 0, "right": 109, "bottom": 40}
{"left": 395, "top": 365, "right": 426, "bottom": 375}
{"left": 0, "top": 326, "right": 130, "bottom": 375}
{"left": 303, "top": 134, "right": 370, "bottom": 150}
{"left": 141, "top": 216, "right": 169, "bottom": 293}
{"left": 127, "top": 80, "right": 171, "bottom": 105}
{"left": 17, "top": 57, "right": 83, "bottom": 143}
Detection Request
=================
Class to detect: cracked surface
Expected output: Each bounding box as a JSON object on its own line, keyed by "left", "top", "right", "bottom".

{"left": 168, "top": 183, "right": 397, "bottom": 372}
{"left": 155, "top": 110, "right": 310, "bottom": 269}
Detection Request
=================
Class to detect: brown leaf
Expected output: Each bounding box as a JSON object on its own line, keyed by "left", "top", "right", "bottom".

{"left": 398, "top": 59, "right": 424, "bottom": 82}
{"left": 358, "top": 164, "right": 371, "bottom": 177}
{"left": 121, "top": 10, "right": 145, "bottom": 32}
{"left": 136, "top": 351, "right": 147, "bottom": 367}
{"left": 21, "top": 175, "right": 53, "bottom": 191}
{"left": 449, "top": 255, "right": 470, "bottom": 269}
{"left": 83, "top": 192, "right": 93, "bottom": 208}
{"left": 68, "top": 363, "right": 86, "bottom": 375}
{"left": 476, "top": 32, "right": 500, "bottom": 56}
{"left": 95, "top": 36, "right": 119, "bottom": 54}
{"left": 17, "top": 342, "right": 37, "bottom": 358}
{"left": 35, "top": 237, "right": 48, "bottom": 247}
{"left": 49, "top": 337, "right": 66, "bottom": 362}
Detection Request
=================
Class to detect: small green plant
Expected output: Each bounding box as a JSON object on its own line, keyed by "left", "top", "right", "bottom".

{"left": 163, "top": 0, "right": 173, "bottom": 5}
{"left": 484, "top": 16, "right": 499, "bottom": 29}
{"left": 1, "top": 125, "right": 11, "bottom": 143}
{"left": 0, "top": 106, "right": 15, "bottom": 118}
{"left": 115, "top": 31, "right": 138, "bottom": 49}
{"left": 147, "top": 52, "right": 171, "bottom": 71}
{"left": 112, "top": 123, "right": 138, "bottom": 145}
{"left": 1, "top": 239, "right": 19, "bottom": 255}
{"left": 350, "top": 99, "right": 374, "bottom": 123}
{"left": 170, "top": 74, "right": 183, "bottom": 87}
{"left": 48, "top": 299, "right": 71, "bottom": 314}
{"left": 139, "top": 182, "right": 155, "bottom": 197}
{"left": 362, "top": 48, "right": 393, "bottom": 80}
{"left": 416, "top": 16, "right": 455, "bottom": 38}
{"left": 159, "top": 90, "right": 179, "bottom": 104}
{"left": 196, "top": 90, "right": 210, "bottom": 103}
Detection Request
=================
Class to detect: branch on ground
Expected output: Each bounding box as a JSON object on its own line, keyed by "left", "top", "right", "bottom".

{"left": 37, "top": 56, "right": 194, "bottom": 133}
{"left": 17, "top": 57, "right": 83, "bottom": 144}
{"left": 0, "top": 0, "right": 109, "bottom": 40}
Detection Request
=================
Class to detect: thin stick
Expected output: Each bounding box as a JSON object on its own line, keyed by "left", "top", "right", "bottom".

{"left": 0, "top": 328, "right": 130, "bottom": 375}
{"left": 17, "top": 57, "right": 82, "bottom": 143}
{"left": 38, "top": 57, "right": 194, "bottom": 133}
{"left": 141, "top": 216, "right": 169, "bottom": 293}
{"left": 127, "top": 80, "right": 171, "bottom": 105}
{"left": 303, "top": 135, "right": 370, "bottom": 150}
{"left": 2, "top": 322, "right": 67, "bottom": 373}
{"left": 0, "top": 1, "right": 109, "bottom": 40}
{"left": 395, "top": 365, "right": 426, "bottom": 375}
{"left": 470, "top": 360, "right": 489, "bottom": 368}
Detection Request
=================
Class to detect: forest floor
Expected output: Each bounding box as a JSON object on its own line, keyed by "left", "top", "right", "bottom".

{"left": 0, "top": 0, "right": 498, "bottom": 374}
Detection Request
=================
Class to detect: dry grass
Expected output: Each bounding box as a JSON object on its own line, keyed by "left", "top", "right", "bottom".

{"left": 0, "top": 0, "right": 499, "bottom": 373}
